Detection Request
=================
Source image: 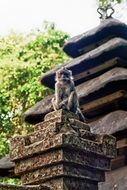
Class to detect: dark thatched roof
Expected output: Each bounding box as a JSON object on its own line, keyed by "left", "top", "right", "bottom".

{"left": 41, "top": 38, "right": 127, "bottom": 88}
{"left": 76, "top": 67, "right": 127, "bottom": 98}
{"left": 24, "top": 67, "right": 127, "bottom": 124}
{"left": 63, "top": 18, "right": 127, "bottom": 57}
{"left": 24, "top": 94, "right": 54, "bottom": 124}
{"left": 0, "top": 155, "right": 15, "bottom": 177}
{"left": 90, "top": 110, "right": 127, "bottom": 135}
{"left": 99, "top": 165, "right": 127, "bottom": 190}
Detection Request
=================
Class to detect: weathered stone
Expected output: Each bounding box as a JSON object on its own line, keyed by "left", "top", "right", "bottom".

{"left": 21, "top": 163, "right": 105, "bottom": 185}
{"left": 10, "top": 132, "right": 116, "bottom": 161}
{"left": 14, "top": 149, "right": 110, "bottom": 175}
{"left": 14, "top": 150, "right": 62, "bottom": 174}
{"left": 61, "top": 134, "right": 116, "bottom": 158}
{"left": 44, "top": 110, "right": 79, "bottom": 121}
{"left": 25, "top": 122, "right": 78, "bottom": 145}
{"left": 35, "top": 116, "right": 90, "bottom": 132}
{"left": 34, "top": 118, "right": 91, "bottom": 141}
{"left": 44, "top": 177, "right": 98, "bottom": 190}
{"left": 10, "top": 110, "right": 116, "bottom": 189}
{"left": 34, "top": 118, "right": 63, "bottom": 131}
{"left": 0, "top": 184, "right": 49, "bottom": 190}
{"left": 32, "top": 121, "right": 90, "bottom": 144}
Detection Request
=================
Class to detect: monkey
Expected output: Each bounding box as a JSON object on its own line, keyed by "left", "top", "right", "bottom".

{"left": 52, "top": 67, "right": 86, "bottom": 122}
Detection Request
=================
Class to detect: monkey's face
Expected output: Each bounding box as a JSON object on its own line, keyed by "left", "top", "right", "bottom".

{"left": 56, "top": 68, "right": 72, "bottom": 82}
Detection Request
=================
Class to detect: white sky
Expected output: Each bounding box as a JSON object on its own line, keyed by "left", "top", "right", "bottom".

{"left": 0, "top": 0, "right": 127, "bottom": 37}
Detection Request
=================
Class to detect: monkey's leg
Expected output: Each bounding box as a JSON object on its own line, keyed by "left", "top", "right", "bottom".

{"left": 52, "top": 97, "right": 68, "bottom": 111}
{"left": 59, "top": 99, "right": 68, "bottom": 110}
{"left": 68, "top": 91, "right": 77, "bottom": 112}
{"left": 68, "top": 92, "right": 86, "bottom": 122}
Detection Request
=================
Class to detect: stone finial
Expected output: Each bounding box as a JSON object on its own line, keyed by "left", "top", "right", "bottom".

{"left": 97, "top": 5, "right": 115, "bottom": 21}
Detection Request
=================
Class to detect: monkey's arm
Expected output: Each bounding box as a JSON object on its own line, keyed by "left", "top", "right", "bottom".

{"left": 52, "top": 82, "right": 67, "bottom": 110}
{"left": 68, "top": 91, "right": 78, "bottom": 112}
{"left": 55, "top": 82, "right": 62, "bottom": 105}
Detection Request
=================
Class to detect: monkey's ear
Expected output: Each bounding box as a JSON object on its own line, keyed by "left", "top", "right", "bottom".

{"left": 61, "top": 66, "right": 65, "bottom": 70}
{"left": 69, "top": 70, "right": 74, "bottom": 81}
{"left": 55, "top": 73, "right": 58, "bottom": 81}
{"left": 69, "top": 70, "right": 72, "bottom": 76}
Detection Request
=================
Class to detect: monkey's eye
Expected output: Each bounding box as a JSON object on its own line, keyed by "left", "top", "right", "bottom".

{"left": 64, "top": 73, "right": 69, "bottom": 77}
{"left": 60, "top": 71, "right": 64, "bottom": 75}
{"left": 57, "top": 72, "right": 61, "bottom": 75}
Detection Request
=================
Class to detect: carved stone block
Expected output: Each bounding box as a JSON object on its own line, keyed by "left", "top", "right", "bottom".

{"left": 10, "top": 132, "right": 116, "bottom": 161}
{"left": 44, "top": 177, "right": 98, "bottom": 190}
{"left": 21, "top": 163, "right": 105, "bottom": 185}
{"left": 10, "top": 110, "right": 116, "bottom": 190}
{"left": 44, "top": 109, "right": 79, "bottom": 121}
{"left": 14, "top": 149, "right": 111, "bottom": 175}
{"left": 0, "top": 184, "right": 49, "bottom": 190}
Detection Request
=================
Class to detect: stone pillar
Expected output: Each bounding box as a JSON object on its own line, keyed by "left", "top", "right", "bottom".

{"left": 10, "top": 110, "right": 116, "bottom": 190}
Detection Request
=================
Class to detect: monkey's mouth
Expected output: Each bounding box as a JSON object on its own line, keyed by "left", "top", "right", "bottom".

{"left": 60, "top": 77, "right": 70, "bottom": 81}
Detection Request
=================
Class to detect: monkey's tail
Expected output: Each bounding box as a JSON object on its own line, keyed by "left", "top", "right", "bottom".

{"left": 76, "top": 108, "right": 86, "bottom": 122}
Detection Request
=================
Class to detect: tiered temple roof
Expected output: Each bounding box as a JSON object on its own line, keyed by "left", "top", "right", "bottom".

{"left": 1, "top": 16, "right": 127, "bottom": 190}
{"left": 63, "top": 18, "right": 127, "bottom": 57}
{"left": 41, "top": 38, "right": 127, "bottom": 88}
{"left": 23, "top": 17, "right": 127, "bottom": 190}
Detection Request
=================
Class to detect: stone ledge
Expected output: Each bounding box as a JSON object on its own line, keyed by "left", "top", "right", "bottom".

{"left": 21, "top": 163, "right": 105, "bottom": 185}
{"left": 14, "top": 149, "right": 111, "bottom": 175}
{"left": 0, "top": 184, "right": 49, "bottom": 190}
{"left": 35, "top": 117, "right": 90, "bottom": 132}
{"left": 43, "top": 177, "right": 98, "bottom": 190}
{"left": 10, "top": 133, "right": 116, "bottom": 161}
{"left": 25, "top": 121, "right": 90, "bottom": 146}
{"left": 11, "top": 121, "right": 92, "bottom": 149}
{"left": 44, "top": 110, "right": 79, "bottom": 121}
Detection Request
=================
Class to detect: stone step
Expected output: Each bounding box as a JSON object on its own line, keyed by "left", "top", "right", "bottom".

{"left": 44, "top": 110, "right": 78, "bottom": 121}
{"left": 21, "top": 163, "right": 105, "bottom": 185}
{"left": 43, "top": 177, "right": 98, "bottom": 190}
{"left": 14, "top": 149, "right": 111, "bottom": 175}
{"left": 10, "top": 133, "right": 116, "bottom": 161}
{"left": 0, "top": 184, "right": 49, "bottom": 190}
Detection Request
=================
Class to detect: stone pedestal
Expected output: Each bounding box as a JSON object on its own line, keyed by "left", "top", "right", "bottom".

{"left": 10, "top": 110, "right": 116, "bottom": 190}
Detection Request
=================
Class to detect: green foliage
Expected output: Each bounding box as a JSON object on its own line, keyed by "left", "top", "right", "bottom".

{"left": 0, "top": 22, "right": 69, "bottom": 161}
{"left": 0, "top": 133, "right": 9, "bottom": 157}
{"left": 0, "top": 178, "right": 21, "bottom": 185}
{"left": 99, "top": 0, "right": 122, "bottom": 7}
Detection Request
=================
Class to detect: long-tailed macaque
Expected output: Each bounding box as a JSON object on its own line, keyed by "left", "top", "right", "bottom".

{"left": 52, "top": 67, "right": 86, "bottom": 122}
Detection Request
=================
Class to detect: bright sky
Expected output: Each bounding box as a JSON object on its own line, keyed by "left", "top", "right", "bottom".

{"left": 0, "top": 0, "right": 127, "bottom": 37}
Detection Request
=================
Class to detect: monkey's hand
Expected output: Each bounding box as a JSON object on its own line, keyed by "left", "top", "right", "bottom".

{"left": 52, "top": 97, "right": 68, "bottom": 111}
{"left": 59, "top": 99, "right": 68, "bottom": 110}
{"left": 52, "top": 97, "right": 59, "bottom": 111}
